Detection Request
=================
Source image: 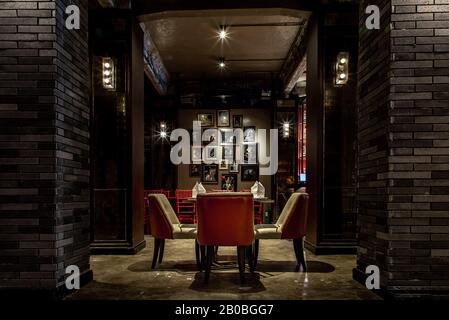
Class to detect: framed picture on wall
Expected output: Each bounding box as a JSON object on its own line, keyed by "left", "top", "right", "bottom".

{"left": 243, "top": 126, "right": 256, "bottom": 143}
{"left": 189, "top": 164, "right": 201, "bottom": 177}
{"left": 220, "top": 129, "right": 236, "bottom": 145}
{"left": 233, "top": 115, "right": 243, "bottom": 128}
{"left": 217, "top": 110, "right": 230, "bottom": 127}
{"left": 202, "top": 128, "right": 218, "bottom": 145}
{"left": 222, "top": 145, "right": 234, "bottom": 161}
{"left": 204, "top": 145, "right": 218, "bottom": 162}
{"left": 197, "top": 113, "right": 215, "bottom": 127}
{"left": 219, "top": 159, "right": 228, "bottom": 170}
{"left": 201, "top": 164, "right": 218, "bottom": 184}
{"left": 244, "top": 143, "right": 258, "bottom": 164}
{"left": 191, "top": 146, "right": 202, "bottom": 163}
{"left": 190, "top": 129, "right": 202, "bottom": 145}
{"left": 229, "top": 161, "right": 239, "bottom": 173}
{"left": 221, "top": 174, "right": 237, "bottom": 191}
{"left": 241, "top": 165, "right": 259, "bottom": 181}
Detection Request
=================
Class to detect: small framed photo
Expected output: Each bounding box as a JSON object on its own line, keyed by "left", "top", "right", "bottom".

{"left": 241, "top": 165, "right": 259, "bottom": 182}
{"left": 219, "top": 159, "right": 229, "bottom": 170}
{"left": 189, "top": 164, "right": 201, "bottom": 177}
{"left": 221, "top": 174, "right": 237, "bottom": 191}
{"left": 190, "top": 129, "right": 202, "bottom": 145}
{"left": 201, "top": 164, "right": 218, "bottom": 184}
{"left": 220, "top": 128, "right": 236, "bottom": 145}
{"left": 197, "top": 113, "right": 215, "bottom": 127}
{"left": 233, "top": 115, "right": 243, "bottom": 128}
{"left": 217, "top": 110, "right": 230, "bottom": 127}
{"left": 204, "top": 145, "right": 218, "bottom": 162}
{"left": 244, "top": 143, "right": 258, "bottom": 164}
{"left": 202, "top": 128, "right": 218, "bottom": 145}
{"left": 222, "top": 145, "right": 234, "bottom": 161}
{"left": 243, "top": 126, "right": 256, "bottom": 143}
{"left": 191, "top": 146, "right": 202, "bottom": 163}
{"left": 229, "top": 161, "right": 239, "bottom": 173}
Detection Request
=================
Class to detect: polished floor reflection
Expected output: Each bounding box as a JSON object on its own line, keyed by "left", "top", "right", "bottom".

{"left": 67, "top": 236, "right": 380, "bottom": 300}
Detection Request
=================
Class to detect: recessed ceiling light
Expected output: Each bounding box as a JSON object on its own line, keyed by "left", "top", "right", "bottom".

{"left": 218, "top": 26, "right": 228, "bottom": 40}
{"left": 218, "top": 58, "right": 226, "bottom": 68}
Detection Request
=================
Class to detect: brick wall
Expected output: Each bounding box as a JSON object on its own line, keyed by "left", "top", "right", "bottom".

{"left": 356, "top": 0, "right": 449, "bottom": 298}
{"left": 0, "top": 0, "right": 91, "bottom": 295}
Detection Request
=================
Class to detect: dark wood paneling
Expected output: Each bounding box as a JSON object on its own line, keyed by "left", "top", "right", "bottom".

{"left": 130, "top": 18, "right": 145, "bottom": 250}
{"left": 305, "top": 14, "right": 323, "bottom": 247}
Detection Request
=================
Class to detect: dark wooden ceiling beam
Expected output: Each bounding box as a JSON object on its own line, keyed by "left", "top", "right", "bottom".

{"left": 133, "top": 0, "right": 318, "bottom": 16}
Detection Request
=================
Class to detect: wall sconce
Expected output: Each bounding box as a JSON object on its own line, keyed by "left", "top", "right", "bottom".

{"left": 159, "top": 122, "right": 168, "bottom": 139}
{"left": 102, "top": 57, "right": 116, "bottom": 90}
{"left": 335, "top": 52, "right": 349, "bottom": 86}
{"left": 282, "top": 122, "right": 290, "bottom": 139}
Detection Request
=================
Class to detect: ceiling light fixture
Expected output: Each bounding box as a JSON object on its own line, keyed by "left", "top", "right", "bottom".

{"left": 218, "top": 26, "right": 228, "bottom": 40}
{"left": 218, "top": 57, "right": 226, "bottom": 69}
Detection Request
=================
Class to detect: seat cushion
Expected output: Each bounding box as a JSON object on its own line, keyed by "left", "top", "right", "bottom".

{"left": 255, "top": 224, "right": 282, "bottom": 239}
{"left": 172, "top": 224, "right": 197, "bottom": 239}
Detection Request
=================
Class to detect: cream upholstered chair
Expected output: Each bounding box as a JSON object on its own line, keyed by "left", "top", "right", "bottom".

{"left": 253, "top": 192, "right": 309, "bottom": 272}
{"left": 148, "top": 194, "right": 199, "bottom": 269}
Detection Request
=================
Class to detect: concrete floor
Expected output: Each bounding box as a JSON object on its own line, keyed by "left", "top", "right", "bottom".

{"left": 67, "top": 236, "right": 380, "bottom": 300}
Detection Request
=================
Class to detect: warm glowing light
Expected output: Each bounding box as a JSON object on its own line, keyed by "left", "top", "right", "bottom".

{"left": 102, "top": 57, "right": 115, "bottom": 90}
{"left": 219, "top": 29, "right": 228, "bottom": 40}
{"left": 161, "top": 123, "right": 166, "bottom": 129}
{"left": 219, "top": 61, "right": 226, "bottom": 68}
{"left": 160, "top": 131, "right": 167, "bottom": 138}
{"left": 335, "top": 52, "right": 349, "bottom": 85}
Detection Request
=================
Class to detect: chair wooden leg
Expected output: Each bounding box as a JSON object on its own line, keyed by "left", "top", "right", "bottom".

{"left": 253, "top": 239, "right": 259, "bottom": 270}
{"left": 237, "top": 246, "right": 246, "bottom": 285}
{"left": 200, "top": 245, "right": 206, "bottom": 271}
{"left": 204, "top": 245, "right": 214, "bottom": 284}
{"left": 151, "top": 238, "right": 161, "bottom": 269}
{"left": 246, "top": 245, "right": 255, "bottom": 273}
{"left": 158, "top": 239, "right": 165, "bottom": 264}
{"left": 293, "top": 237, "right": 307, "bottom": 272}
{"left": 195, "top": 240, "right": 202, "bottom": 271}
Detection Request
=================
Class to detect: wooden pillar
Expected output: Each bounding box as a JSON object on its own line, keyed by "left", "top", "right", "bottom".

{"left": 90, "top": 10, "right": 145, "bottom": 254}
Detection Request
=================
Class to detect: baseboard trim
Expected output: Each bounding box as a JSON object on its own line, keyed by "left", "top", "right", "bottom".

{"left": 305, "top": 240, "right": 357, "bottom": 255}
{"left": 90, "top": 239, "right": 146, "bottom": 255}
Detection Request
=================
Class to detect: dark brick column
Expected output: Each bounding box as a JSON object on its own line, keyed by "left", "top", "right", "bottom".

{"left": 0, "top": 0, "right": 91, "bottom": 297}
{"left": 355, "top": 0, "right": 449, "bottom": 299}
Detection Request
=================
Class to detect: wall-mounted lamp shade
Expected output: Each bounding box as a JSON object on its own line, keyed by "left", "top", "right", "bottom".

{"left": 102, "top": 57, "right": 116, "bottom": 90}
{"left": 335, "top": 52, "right": 349, "bottom": 85}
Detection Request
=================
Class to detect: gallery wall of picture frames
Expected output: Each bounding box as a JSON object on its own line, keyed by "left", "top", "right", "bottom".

{"left": 189, "top": 111, "right": 259, "bottom": 183}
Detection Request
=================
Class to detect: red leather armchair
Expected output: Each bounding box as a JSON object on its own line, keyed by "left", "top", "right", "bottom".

{"left": 196, "top": 192, "right": 255, "bottom": 284}
{"left": 254, "top": 192, "right": 309, "bottom": 272}
{"left": 148, "top": 194, "right": 199, "bottom": 269}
